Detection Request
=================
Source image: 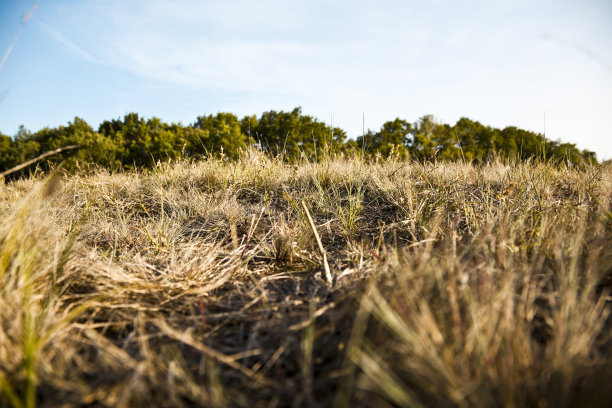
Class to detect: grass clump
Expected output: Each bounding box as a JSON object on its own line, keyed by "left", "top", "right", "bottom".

{"left": 0, "top": 150, "right": 610, "bottom": 407}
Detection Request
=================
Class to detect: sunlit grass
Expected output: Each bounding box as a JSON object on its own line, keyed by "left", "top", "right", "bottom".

{"left": 0, "top": 150, "right": 610, "bottom": 407}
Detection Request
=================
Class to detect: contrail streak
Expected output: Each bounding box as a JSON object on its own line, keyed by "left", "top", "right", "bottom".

{"left": 0, "top": 0, "right": 42, "bottom": 73}
{"left": 542, "top": 32, "right": 612, "bottom": 75}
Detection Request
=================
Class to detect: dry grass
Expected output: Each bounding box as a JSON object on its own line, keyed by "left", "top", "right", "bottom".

{"left": 1, "top": 150, "right": 611, "bottom": 407}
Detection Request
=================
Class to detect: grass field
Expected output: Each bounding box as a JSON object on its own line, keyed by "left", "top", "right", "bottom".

{"left": 1, "top": 150, "right": 611, "bottom": 407}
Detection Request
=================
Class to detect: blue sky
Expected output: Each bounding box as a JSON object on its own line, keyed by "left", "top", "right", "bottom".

{"left": 1, "top": 0, "right": 611, "bottom": 159}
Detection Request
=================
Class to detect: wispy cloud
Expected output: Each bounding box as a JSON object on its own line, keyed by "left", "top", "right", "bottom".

{"left": 50, "top": 0, "right": 485, "bottom": 103}
{"left": 33, "top": 17, "right": 99, "bottom": 64}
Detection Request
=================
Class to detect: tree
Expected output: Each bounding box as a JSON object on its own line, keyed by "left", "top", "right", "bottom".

{"left": 180, "top": 126, "right": 210, "bottom": 158}
{"left": 147, "top": 117, "right": 183, "bottom": 162}
{"left": 33, "top": 117, "right": 121, "bottom": 170}
{"left": 357, "top": 118, "right": 411, "bottom": 158}
{"left": 12, "top": 125, "right": 41, "bottom": 167}
{"left": 121, "top": 113, "right": 152, "bottom": 166}
{"left": 430, "top": 123, "right": 461, "bottom": 160}
{"left": 0, "top": 133, "right": 15, "bottom": 171}
{"left": 409, "top": 115, "right": 438, "bottom": 159}
{"left": 240, "top": 115, "right": 258, "bottom": 142}
{"left": 193, "top": 113, "right": 248, "bottom": 158}
{"left": 499, "top": 126, "right": 544, "bottom": 160}
{"left": 452, "top": 118, "right": 489, "bottom": 160}
{"left": 253, "top": 108, "right": 300, "bottom": 157}
{"left": 253, "top": 107, "right": 343, "bottom": 160}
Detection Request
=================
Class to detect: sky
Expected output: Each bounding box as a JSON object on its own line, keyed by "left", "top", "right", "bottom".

{"left": 0, "top": 0, "right": 611, "bottom": 159}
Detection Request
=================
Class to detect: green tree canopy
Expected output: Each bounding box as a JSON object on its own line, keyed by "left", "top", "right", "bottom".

{"left": 35, "top": 117, "right": 121, "bottom": 170}
{"left": 193, "top": 112, "right": 248, "bottom": 158}
{"left": 356, "top": 118, "right": 411, "bottom": 159}
{"left": 252, "top": 107, "right": 345, "bottom": 159}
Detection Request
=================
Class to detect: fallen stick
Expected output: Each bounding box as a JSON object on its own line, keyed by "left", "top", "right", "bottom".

{"left": 301, "top": 200, "right": 332, "bottom": 285}
{"left": 0, "top": 144, "right": 81, "bottom": 178}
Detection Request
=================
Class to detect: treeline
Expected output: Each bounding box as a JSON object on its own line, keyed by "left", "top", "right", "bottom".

{"left": 0, "top": 107, "right": 596, "bottom": 175}
{"left": 356, "top": 115, "right": 597, "bottom": 163}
